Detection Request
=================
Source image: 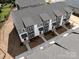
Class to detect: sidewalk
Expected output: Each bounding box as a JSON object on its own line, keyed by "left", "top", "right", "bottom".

{"left": 0, "top": 14, "right": 14, "bottom": 59}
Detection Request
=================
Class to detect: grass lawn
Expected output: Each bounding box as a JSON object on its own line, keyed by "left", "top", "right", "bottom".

{"left": 0, "top": 4, "right": 12, "bottom": 22}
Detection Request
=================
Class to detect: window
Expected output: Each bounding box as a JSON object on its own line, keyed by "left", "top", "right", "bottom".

{"left": 39, "top": 27, "right": 43, "bottom": 31}
{"left": 21, "top": 33, "right": 27, "bottom": 39}
{"left": 52, "top": 22, "right": 57, "bottom": 26}
{"left": 63, "top": 19, "right": 67, "bottom": 21}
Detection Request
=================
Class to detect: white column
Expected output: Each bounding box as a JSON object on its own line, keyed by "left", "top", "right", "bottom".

{"left": 60, "top": 15, "right": 64, "bottom": 26}
{"left": 34, "top": 24, "right": 40, "bottom": 36}
{"left": 49, "top": 19, "right": 52, "bottom": 30}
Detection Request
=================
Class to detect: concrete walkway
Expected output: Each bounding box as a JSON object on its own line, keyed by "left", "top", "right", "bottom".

{"left": 0, "top": 14, "right": 14, "bottom": 59}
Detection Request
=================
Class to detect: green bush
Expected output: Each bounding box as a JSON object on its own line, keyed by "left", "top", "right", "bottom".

{"left": 0, "top": 4, "right": 11, "bottom": 22}
{"left": 0, "top": 15, "right": 5, "bottom": 22}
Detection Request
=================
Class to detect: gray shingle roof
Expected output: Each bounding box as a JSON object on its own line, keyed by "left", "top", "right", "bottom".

{"left": 12, "top": 11, "right": 26, "bottom": 34}
{"left": 22, "top": 17, "right": 34, "bottom": 27}
{"left": 29, "top": 5, "right": 56, "bottom": 21}
{"left": 12, "top": 5, "right": 56, "bottom": 27}
{"left": 63, "top": 6, "right": 73, "bottom": 13}
{"left": 65, "top": 0, "right": 79, "bottom": 9}
{"left": 14, "top": 8, "right": 43, "bottom": 26}
{"left": 49, "top": 2, "right": 73, "bottom": 22}
{"left": 55, "top": 33, "right": 79, "bottom": 51}
{"left": 12, "top": 2, "right": 73, "bottom": 35}
{"left": 27, "top": 45, "right": 67, "bottom": 59}
{"left": 22, "top": 16, "right": 41, "bottom": 27}
{"left": 16, "top": 0, "right": 45, "bottom": 8}
{"left": 50, "top": 2, "right": 67, "bottom": 17}
{"left": 40, "top": 13, "right": 52, "bottom": 21}
{"left": 53, "top": 2, "right": 73, "bottom": 13}
{"left": 15, "top": 28, "right": 79, "bottom": 59}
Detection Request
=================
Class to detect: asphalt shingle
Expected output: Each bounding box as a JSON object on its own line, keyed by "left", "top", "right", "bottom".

{"left": 16, "top": 0, "right": 45, "bottom": 8}
{"left": 15, "top": 28, "right": 79, "bottom": 59}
